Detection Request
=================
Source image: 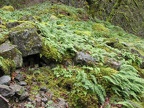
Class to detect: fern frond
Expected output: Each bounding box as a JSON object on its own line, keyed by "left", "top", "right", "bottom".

{"left": 117, "top": 101, "right": 135, "bottom": 108}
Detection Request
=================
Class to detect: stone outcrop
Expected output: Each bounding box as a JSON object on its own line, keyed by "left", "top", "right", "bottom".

{"left": 9, "top": 22, "right": 42, "bottom": 57}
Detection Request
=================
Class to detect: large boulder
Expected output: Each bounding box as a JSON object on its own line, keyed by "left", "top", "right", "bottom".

{"left": 9, "top": 22, "right": 42, "bottom": 57}
{"left": 0, "top": 41, "right": 22, "bottom": 68}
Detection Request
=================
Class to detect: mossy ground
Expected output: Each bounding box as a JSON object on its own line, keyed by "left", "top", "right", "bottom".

{"left": 0, "top": 1, "right": 144, "bottom": 108}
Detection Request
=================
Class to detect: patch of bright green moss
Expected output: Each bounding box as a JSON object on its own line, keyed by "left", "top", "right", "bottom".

{"left": 100, "top": 67, "right": 118, "bottom": 76}
{"left": 74, "top": 30, "right": 91, "bottom": 36}
{"left": 1, "top": 6, "right": 14, "bottom": 12}
{"left": 0, "top": 25, "right": 6, "bottom": 29}
{"left": 41, "top": 38, "right": 62, "bottom": 62}
{"left": 92, "top": 23, "right": 109, "bottom": 33}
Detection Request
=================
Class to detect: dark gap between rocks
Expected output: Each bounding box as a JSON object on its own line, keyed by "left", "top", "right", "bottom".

{"left": 0, "top": 69, "right": 5, "bottom": 77}
{"left": 22, "top": 54, "right": 44, "bottom": 68}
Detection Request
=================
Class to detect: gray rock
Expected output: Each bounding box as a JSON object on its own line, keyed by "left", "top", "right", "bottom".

{"left": 15, "top": 73, "right": 25, "bottom": 81}
{"left": 41, "top": 97, "right": 48, "bottom": 104}
{"left": 105, "top": 59, "right": 121, "bottom": 70}
{"left": 51, "top": 98, "right": 68, "bottom": 108}
{"left": 10, "top": 84, "right": 22, "bottom": 94}
{"left": 9, "top": 22, "right": 42, "bottom": 57}
{"left": 19, "top": 91, "right": 29, "bottom": 101}
{"left": 10, "top": 84, "right": 29, "bottom": 101}
{"left": 35, "top": 96, "right": 42, "bottom": 107}
{"left": 19, "top": 81, "right": 27, "bottom": 86}
{"left": 0, "top": 41, "right": 23, "bottom": 68}
{"left": 41, "top": 102, "right": 46, "bottom": 107}
{"left": 75, "top": 51, "right": 96, "bottom": 65}
{"left": 0, "top": 75, "right": 11, "bottom": 85}
{"left": 6, "top": 21, "right": 20, "bottom": 28}
{"left": 0, "top": 84, "right": 14, "bottom": 97}
{"left": 0, "top": 95, "right": 9, "bottom": 108}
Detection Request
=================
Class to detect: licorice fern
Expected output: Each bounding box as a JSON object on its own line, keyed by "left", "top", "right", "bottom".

{"left": 103, "top": 64, "right": 144, "bottom": 101}
{"left": 75, "top": 71, "right": 106, "bottom": 104}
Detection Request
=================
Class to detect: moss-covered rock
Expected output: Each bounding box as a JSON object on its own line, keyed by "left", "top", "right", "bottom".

{"left": 0, "top": 56, "right": 15, "bottom": 76}
{"left": 1, "top": 6, "right": 14, "bottom": 12}
{"left": 0, "top": 41, "right": 23, "bottom": 68}
{"left": 9, "top": 22, "right": 42, "bottom": 57}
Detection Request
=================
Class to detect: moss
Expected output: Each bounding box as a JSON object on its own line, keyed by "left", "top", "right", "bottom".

{"left": 49, "top": 15, "right": 58, "bottom": 20}
{"left": 74, "top": 30, "right": 91, "bottom": 36}
{"left": 105, "top": 38, "right": 126, "bottom": 50}
{"left": 0, "top": 56, "right": 15, "bottom": 75}
{"left": 50, "top": 4, "right": 78, "bottom": 20}
{"left": 41, "top": 38, "right": 62, "bottom": 62}
{"left": 0, "top": 32, "right": 9, "bottom": 44}
{"left": 92, "top": 23, "right": 109, "bottom": 33}
{"left": 114, "top": 43, "right": 125, "bottom": 50}
{"left": 100, "top": 67, "right": 118, "bottom": 76}
{"left": 70, "top": 87, "right": 99, "bottom": 108}
{"left": 10, "top": 21, "right": 35, "bottom": 32}
{"left": 1, "top": 6, "right": 14, "bottom": 12}
{"left": 0, "top": 25, "right": 6, "bottom": 29}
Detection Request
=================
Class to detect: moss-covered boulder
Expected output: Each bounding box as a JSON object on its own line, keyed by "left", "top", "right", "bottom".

{"left": 9, "top": 22, "right": 42, "bottom": 57}
{"left": 0, "top": 41, "right": 22, "bottom": 68}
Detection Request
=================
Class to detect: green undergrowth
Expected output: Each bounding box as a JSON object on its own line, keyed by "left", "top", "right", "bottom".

{"left": 0, "top": 1, "right": 144, "bottom": 108}
{"left": 0, "top": 56, "right": 15, "bottom": 75}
